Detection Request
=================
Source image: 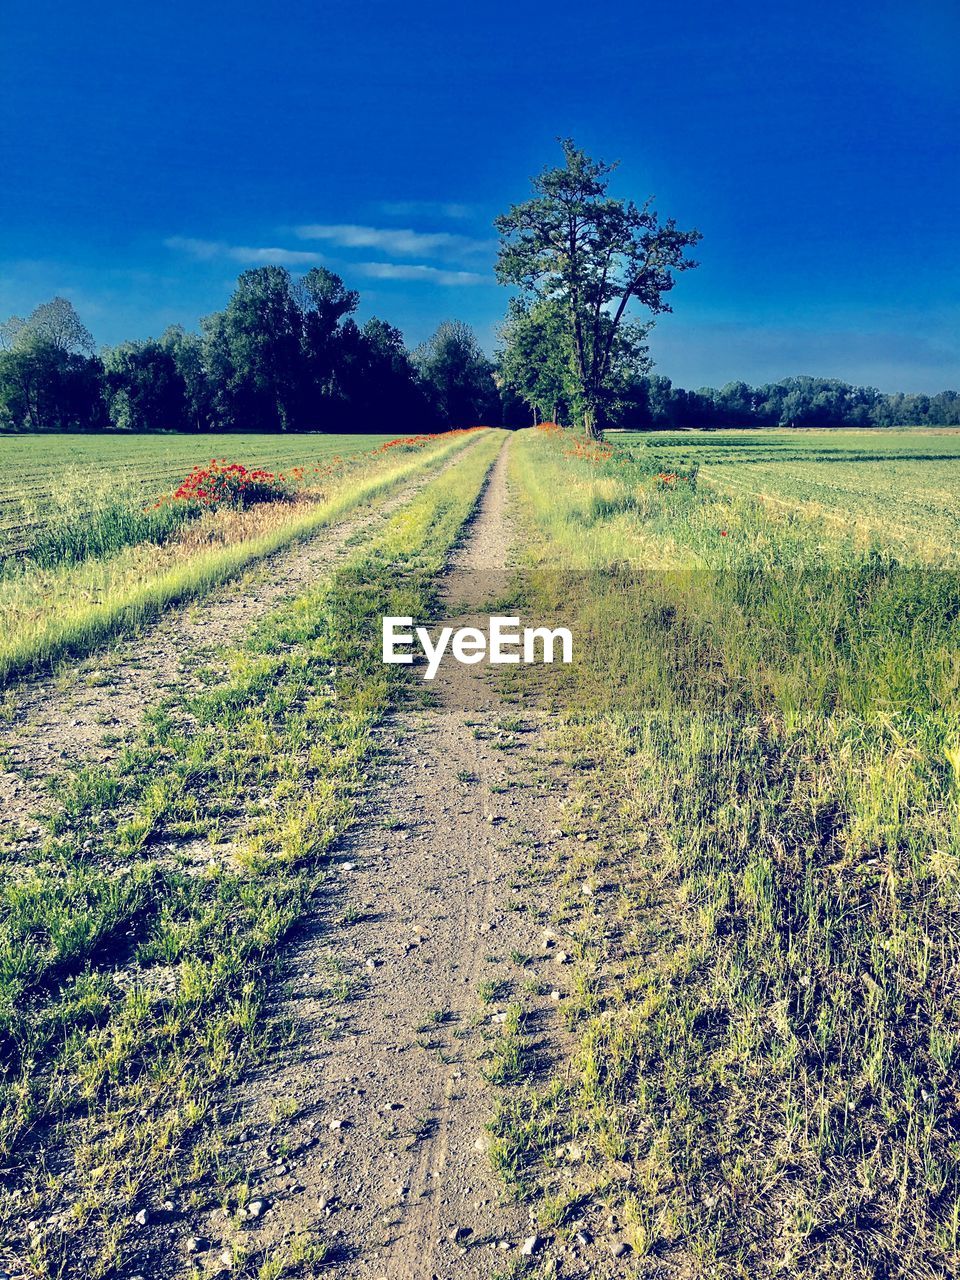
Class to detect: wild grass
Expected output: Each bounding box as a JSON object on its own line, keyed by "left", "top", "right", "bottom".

{"left": 618, "top": 427, "right": 960, "bottom": 562}
{"left": 0, "top": 430, "right": 485, "bottom": 682}
{"left": 492, "top": 428, "right": 960, "bottom": 1277}
{"left": 0, "top": 432, "right": 399, "bottom": 555}
{"left": 0, "top": 429, "right": 505, "bottom": 1276}
{"left": 6, "top": 491, "right": 197, "bottom": 571}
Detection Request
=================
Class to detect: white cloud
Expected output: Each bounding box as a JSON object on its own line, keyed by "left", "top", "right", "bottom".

{"left": 293, "top": 223, "right": 493, "bottom": 258}
{"left": 355, "top": 261, "right": 487, "bottom": 286}
{"left": 162, "top": 236, "right": 490, "bottom": 286}
{"left": 165, "top": 237, "right": 323, "bottom": 267}
{"left": 378, "top": 200, "right": 474, "bottom": 220}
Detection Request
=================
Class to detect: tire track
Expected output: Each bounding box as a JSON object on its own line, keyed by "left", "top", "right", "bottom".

{"left": 163, "top": 437, "right": 568, "bottom": 1279}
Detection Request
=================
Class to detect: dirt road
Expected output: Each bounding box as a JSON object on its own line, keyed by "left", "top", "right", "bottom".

{"left": 160, "top": 438, "right": 568, "bottom": 1278}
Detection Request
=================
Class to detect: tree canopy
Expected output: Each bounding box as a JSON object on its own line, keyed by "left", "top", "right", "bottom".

{"left": 495, "top": 139, "right": 701, "bottom": 437}
{"left": 413, "top": 321, "right": 500, "bottom": 427}
{"left": 0, "top": 271, "right": 493, "bottom": 434}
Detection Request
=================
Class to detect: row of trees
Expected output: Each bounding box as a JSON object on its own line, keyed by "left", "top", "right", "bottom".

{"left": 619, "top": 375, "right": 960, "bottom": 429}
{"left": 0, "top": 278, "right": 500, "bottom": 434}
{"left": 3, "top": 143, "right": 956, "bottom": 435}
{"left": 495, "top": 141, "right": 960, "bottom": 433}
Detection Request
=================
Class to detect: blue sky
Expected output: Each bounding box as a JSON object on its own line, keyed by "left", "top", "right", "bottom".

{"left": 1, "top": 0, "right": 957, "bottom": 392}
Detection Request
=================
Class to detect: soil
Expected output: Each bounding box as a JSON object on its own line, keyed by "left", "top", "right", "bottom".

{"left": 137, "top": 439, "right": 578, "bottom": 1278}
{"left": 5, "top": 437, "right": 625, "bottom": 1279}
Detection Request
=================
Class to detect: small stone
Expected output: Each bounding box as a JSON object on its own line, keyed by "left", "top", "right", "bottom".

{"left": 134, "top": 1208, "right": 151, "bottom": 1226}
{"left": 274, "top": 1163, "right": 287, "bottom": 1176}
{"left": 449, "top": 1225, "right": 472, "bottom": 1244}
{"left": 186, "top": 1236, "right": 210, "bottom": 1254}
{"left": 520, "top": 1234, "right": 542, "bottom": 1256}
{"left": 329, "top": 1118, "right": 345, "bottom": 1131}
{"left": 246, "top": 1198, "right": 266, "bottom": 1220}
{"left": 220, "top": 1249, "right": 234, "bottom": 1268}
{"left": 550, "top": 989, "right": 562, "bottom": 1001}
{"left": 575, "top": 1229, "right": 592, "bottom": 1245}
{"left": 611, "top": 1239, "right": 631, "bottom": 1257}
{"left": 555, "top": 951, "right": 571, "bottom": 965}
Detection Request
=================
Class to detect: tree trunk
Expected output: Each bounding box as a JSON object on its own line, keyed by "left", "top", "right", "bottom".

{"left": 583, "top": 405, "right": 602, "bottom": 440}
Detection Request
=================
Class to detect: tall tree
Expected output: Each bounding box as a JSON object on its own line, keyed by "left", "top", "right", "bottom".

{"left": 0, "top": 297, "right": 95, "bottom": 358}
{"left": 296, "top": 267, "right": 360, "bottom": 414}
{"left": 202, "top": 267, "right": 303, "bottom": 431}
{"left": 102, "top": 339, "right": 190, "bottom": 432}
{"left": 160, "top": 325, "right": 213, "bottom": 431}
{"left": 495, "top": 139, "right": 701, "bottom": 438}
{"left": 335, "top": 318, "right": 438, "bottom": 432}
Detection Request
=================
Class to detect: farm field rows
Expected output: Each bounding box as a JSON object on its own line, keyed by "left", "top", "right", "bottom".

{"left": 0, "top": 425, "right": 958, "bottom": 1280}
{"left": 618, "top": 427, "right": 960, "bottom": 559}
{"left": 0, "top": 429, "right": 483, "bottom": 681}
{"left": 0, "top": 432, "right": 398, "bottom": 555}
{"left": 487, "top": 426, "right": 960, "bottom": 1277}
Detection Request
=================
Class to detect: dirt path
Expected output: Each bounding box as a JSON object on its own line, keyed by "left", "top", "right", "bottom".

{"left": 0, "top": 448, "right": 476, "bottom": 834}
{"left": 160, "top": 438, "right": 572, "bottom": 1278}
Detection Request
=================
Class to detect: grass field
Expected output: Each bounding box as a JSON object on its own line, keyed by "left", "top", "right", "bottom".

{"left": 616, "top": 428, "right": 960, "bottom": 561}
{"left": 0, "top": 433, "right": 397, "bottom": 556}
{"left": 490, "top": 427, "right": 960, "bottom": 1277}
{"left": 1, "top": 425, "right": 958, "bottom": 1280}
{"left": 0, "top": 430, "right": 482, "bottom": 681}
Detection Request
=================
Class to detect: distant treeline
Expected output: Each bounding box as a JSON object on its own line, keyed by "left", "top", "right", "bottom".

{"left": 0, "top": 268, "right": 500, "bottom": 434}
{"left": 621, "top": 375, "right": 960, "bottom": 429}
{"left": 1, "top": 270, "right": 957, "bottom": 433}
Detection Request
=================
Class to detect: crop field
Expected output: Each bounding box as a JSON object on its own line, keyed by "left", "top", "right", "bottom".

{"left": 0, "top": 429, "right": 482, "bottom": 682}
{"left": 0, "top": 433, "right": 398, "bottom": 557}
{"left": 618, "top": 427, "right": 960, "bottom": 560}
{"left": 1, "top": 425, "right": 958, "bottom": 1280}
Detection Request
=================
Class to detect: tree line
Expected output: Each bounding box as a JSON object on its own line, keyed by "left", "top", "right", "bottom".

{"left": 0, "top": 272, "right": 500, "bottom": 434}
{"left": 494, "top": 142, "right": 959, "bottom": 432}
{"left": 2, "top": 141, "right": 956, "bottom": 435}
{"left": 618, "top": 375, "right": 960, "bottom": 429}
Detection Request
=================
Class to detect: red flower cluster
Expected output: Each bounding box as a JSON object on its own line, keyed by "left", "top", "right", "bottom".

{"left": 656, "top": 471, "right": 678, "bottom": 487}
{"left": 535, "top": 421, "right": 563, "bottom": 433}
{"left": 375, "top": 426, "right": 488, "bottom": 453}
{"left": 564, "top": 438, "right": 617, "bottom": 464}
{"left": 169, "top": 460, "right": 291, "bottom": 508}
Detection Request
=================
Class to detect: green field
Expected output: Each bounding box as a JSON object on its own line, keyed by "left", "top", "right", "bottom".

{"left": 2, "top": 425, "right": 959, "bottom": 1278}
{"left": 0, "top": 432, "right": 396, "bottom": 554}
{"left": 496, "top": 428, "right": 960, "bottom": 1276}
{"left": 0, "top": 430, "right": 478, "bottom": 681}
{"left": 616, "top": 427, "right": 960, "bottom": 561}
